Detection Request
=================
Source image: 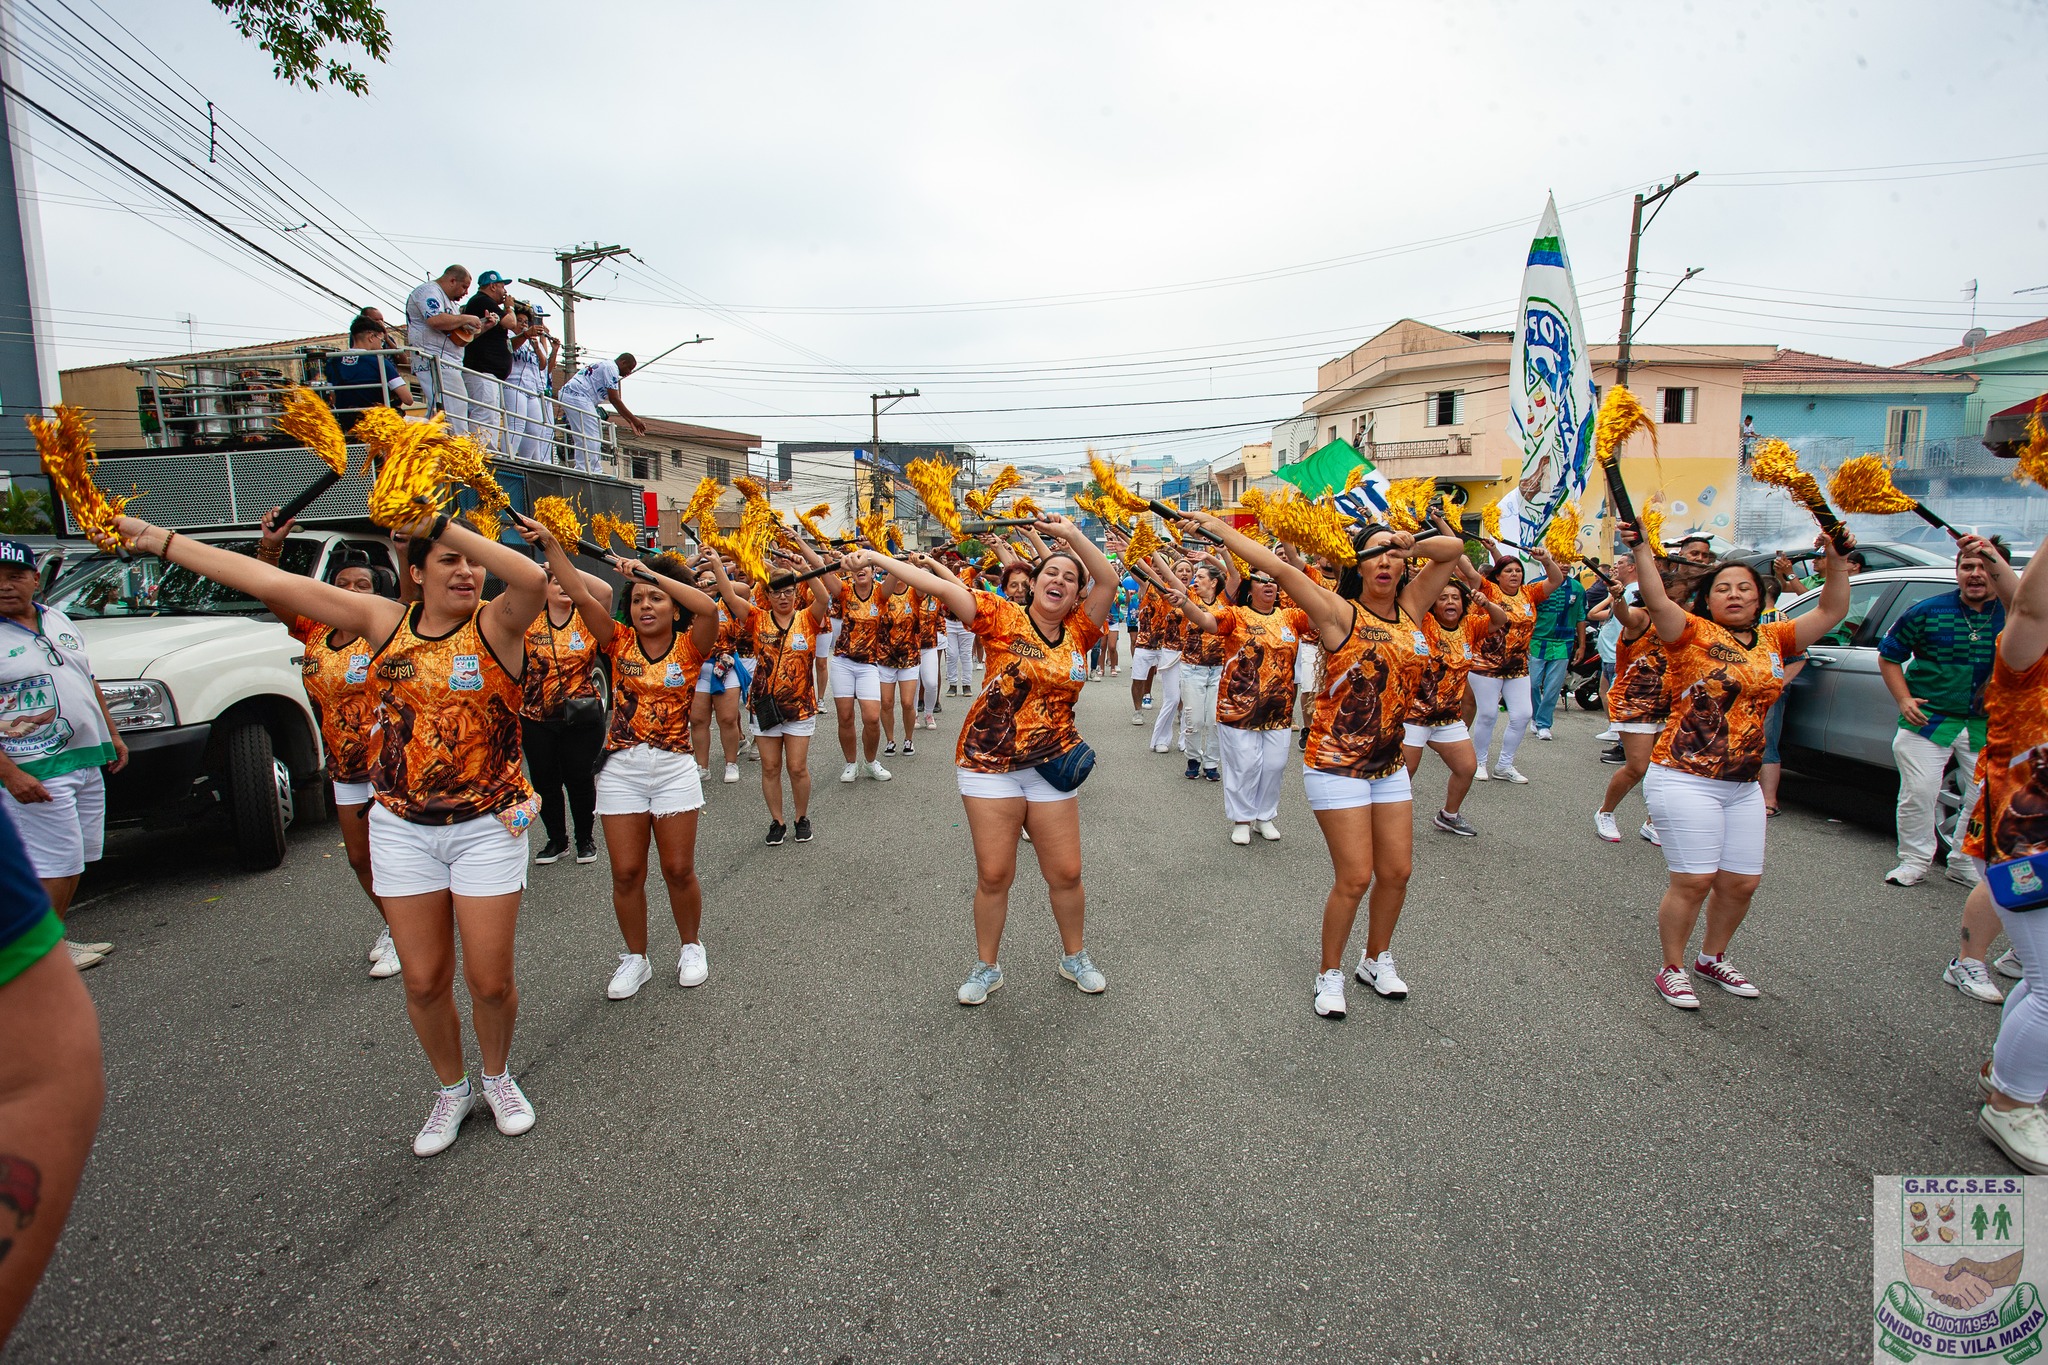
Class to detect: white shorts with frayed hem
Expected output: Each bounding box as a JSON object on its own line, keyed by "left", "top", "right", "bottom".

{"left": 1301, "top": 765, "right": 1412, "bottom": 810}
{"left": 1403, "top": 721, "right": 1470, "bottom": 747}
{"left": 956, "top": 764, "right": 1073, "bottom": 803}
{"left": 829, "top": 657, "right": 882, "bottom": 702}
{"left": 332, "top": 779, "right": 375, "bottom": 806}
{"left": 595, "top": 743, "right": 705, "bottom": 817}
{"left": 1642, "top": 763, "right": 1765, "bottom": 875}
{"left": 369, "top": 803, "right": 528, "bottom": 898}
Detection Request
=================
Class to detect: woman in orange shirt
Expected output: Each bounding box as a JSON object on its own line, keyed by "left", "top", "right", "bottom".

{"left": 1185, "top": 509, "right": 1465, "bottom": 1020}
{"left": 1630, "top": 530, "right": 1852, "bottom": 1010}
{"left": 1163, "top": 558, "right": 1231, "bottom": 782}
{"left": 875, "top": 571, "right": 925, "bottom": 758}
{"left": 520, "top": 570, "right": 605, "bottom": 866}
{"left": 851, "top": 517, "right": 1116, "bottom": 1007}
{"left": 1468, "top": 542, "right": 1565, "bottom": 784}
{"left": 1400, "top": 553, "right": 1507, "bottom": 839}
{"left": 529, "top": 529, "right": 725, "bottom": 1003}
{"left": 831, "top": 557, "right": 891, "bottom": 783}
{"left": 118, "top": 506, "right": 551, "bottom": 1158}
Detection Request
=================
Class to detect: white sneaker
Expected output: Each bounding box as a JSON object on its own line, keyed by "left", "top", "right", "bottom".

{"left": 65, "top": 941, "right": 104, "bottom": 970}
{"left": 1313, "top": 969, "right": 1347, "bottom": 1019}
{"left": 369, "top": 935, "right": 402, "bottom": 979}
{"left": 1595, "top": 727, "right": 1620, "bottom": 742}
{"left": 723, "top": 763, "right": 740, "bottom": 784}
{"left": 1639, "top": 821, "right": 1661, "bottom": 846}
{"left": 1947, "top": 956, "right": 2006, "bottom": 1004}
{"left": 1356, "top": 949, "right": 1409, "bottom": 999}
{"left": 863, "top": 759, "right": 892, "bottom": 782}
{"left": 1981, "top": 1103, "right": 2048, "bottom": 1174}
{"left": 1594, "top": 811, "right": 1621, "bottom": 843}
{"left": 368, "top": 927, "right": 391, "bottom": 963}
{"left": 1947, "top": 860, "right": 1982, "bottom": 887}
{"left": 679, "top": 942, "right": 709, "bottom": 988}
{"left": 841, "top": 762, "right": 859, "bottom": 783}
{"left": 1995, "top": 948, "right": 2025, "bottom": 980}
{"left": 607, "top": 952, "right": 652, "bottom": 1000}
{"left": 1473, "top": 765, "right": 1490, "bottom": 782}
{"left": 413, "top": 1083, "right": 477, "bottom": 1157}
{"left": 1885, "top": 863, "right": 1928, "bottom": 887}
{"left": 1535, "top": 726, "right": 1553, "bottom": 741}
{"left": 1256, "top": 819, "right": 1280, "bottom": 842}
{"left": 1492, "top": 764, "right": 1529, "bottom": 784}
{"left": 1150, "top": 743, "right": 1170, "bottom": 754}
{"left": 481, "top": 1072, "right": 535, "bottom": 1136}
{"left": 1230, "top": 824, "right": 1252, "bottom": 846}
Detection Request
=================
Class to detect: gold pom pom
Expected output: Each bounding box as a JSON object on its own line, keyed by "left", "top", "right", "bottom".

{"left": 591, "top": 511, "right": 639, "bottom": 553}
{"left": 275, "top": 387, "right": 348, "bottom": 476}
{"left": 2013, "top": 401, "right": 2048, "bottom": 491}
{"left": 1087, "top": 450, "right": 1150, "bottom": 516}
{"left": 1124, "top": 515, "right": 1164, "bottom": 567}
{"left": 677, "top": 475, "right": 724, "bottom": 527}
{"left": 1480, "top": 500, "right": 1502, "bottom": 541}
{"left": 531, "top": 495, "right": 585, "bottom": 548}
{"left": 1829, "top": 454, "right": 1918, "bottom": 515}
{"left": 361, "top": 412, "right": 450, "bottom": 530}
{"left": 28, "top": 404, "right": 131, "bottom": 549}
{"left": 1246, "top": 488, "right": 1355, "bottom": 565}
{"left": 1544, "top": 501, "right": 1582, "bottom": 559}
{"left": 1639, "top": 501, "right": 1666, "bottom": 550}
{"left": 904, "top": 457, "right": 964, "bottom": 539}
{"left": 794, "top": 502, "right": 834, "bottom": 544}
{"left": 1594, "top": 385, "right": 1660, "bottom": 467}
{"left": 1384, "top": 477, "right": 1435, "bottom": 533}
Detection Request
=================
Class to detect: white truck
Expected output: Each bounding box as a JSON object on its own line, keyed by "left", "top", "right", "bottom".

{"left": 44, "top": 528, "right": 401, "bottom": 869}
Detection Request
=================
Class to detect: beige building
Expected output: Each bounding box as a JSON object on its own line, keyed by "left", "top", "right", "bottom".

{"left": 1206, "top": 442, "right": 1273, "bottom": 506}
{"left": 615, "top": 418, "right": 760, "bottom": 546}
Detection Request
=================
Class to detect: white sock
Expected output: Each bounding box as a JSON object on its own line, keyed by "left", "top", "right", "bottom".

{"left": 481, "top": 1070, "right": 507, "bottom": 1086}
{"left": 1697, "top": 951, "right": 1723, "bottom": 967}
{"left": 440, "top": 1075, "right": 470, "bottom": 1097}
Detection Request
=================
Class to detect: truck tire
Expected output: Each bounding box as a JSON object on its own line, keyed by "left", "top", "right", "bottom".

{"left": 223, "top": 721, "right": 289, "bottom": 870}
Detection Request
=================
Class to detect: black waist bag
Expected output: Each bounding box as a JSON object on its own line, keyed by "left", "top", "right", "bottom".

{"left": 1034, "top": 741, "right": 1096, "bottom": 793}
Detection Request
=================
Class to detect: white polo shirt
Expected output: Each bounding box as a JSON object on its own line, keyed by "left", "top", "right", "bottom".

{"left": 0, "top": 605, "right": 115, "bottom": 781}
{"left": 405, "top": 279, "right": 463, "bottom": 361}
{"left": 560, "top": 359, "right": 620, "bottom": 410}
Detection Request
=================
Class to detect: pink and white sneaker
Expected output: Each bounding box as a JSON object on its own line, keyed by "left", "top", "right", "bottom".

{"left": 1693, "top": 957, "right": 1760, "bottom": 997}
{"left": 1655, "top": 966, "right": 1700, "bottom": 1010}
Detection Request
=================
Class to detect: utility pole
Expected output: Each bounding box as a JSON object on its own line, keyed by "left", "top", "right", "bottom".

{"left": 520, "top": 242, "right": 629, "bottom": 378}
{"left": 869, "top": 389, "right": 918, "bottom": 519}
{"left": 1613, "top": 171, "right": 1697, "bottom": 392}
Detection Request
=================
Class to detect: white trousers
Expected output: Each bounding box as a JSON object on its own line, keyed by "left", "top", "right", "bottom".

{"left": 416, "top": 352, "right": 468, "bottom": 429}
{"left": 506, "top": 378, "right": 549, "bottom": 461}
{"left": 563, "top": 397, "right": 603, "bottom": 473}
{"left": 915, "top": 646, "right": 941, "bottom": 714}
{"left": 1893, "top": 726, "right": 1980, "bottom": 875}
{"left": 1219, "top": 725, "right": 1289, "bottom": 823}
{"left": 1149, "top": 654, "right": 1183, "bottom": 750}
{"left": 462, "top": 371, "right": 504, "bottom": 450}
{"left": 1991, "top": 905, "right": 2048, "bottom": 1103}
{"left": 945, "top": 627, "right": 974, "bottom": 686}
{"left": 1179, "top": 662, "right": 1221, "bottom": 769}
{"left": 1468, "top": 672, "right": 1532, "bottom": 769}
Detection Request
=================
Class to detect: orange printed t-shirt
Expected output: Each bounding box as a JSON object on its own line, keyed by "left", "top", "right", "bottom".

{"left": 744, "top": 605, "right": 823, "bottom": 723}
{"left": 1404, "top": 610, "right": 1492, "bottom": 728}
{"left": 1963, "top": 653, "right": 2048, "bottom": 864}
{"left": 1180, "top": 599, "right": 1231, "bottom": 667}
{"left": 519, "top": 609, "right": 601, "bottom": 720}
{"left": 290, "top": 616, "right": 378, "bottom": 785}
{"left": 1652, "top": 616, "right": 1799, "bottom": 784}
{"left": 876, "top": 589, "right": 923, "bottom": 669}
{"left": 1306, "top": 602, "right": 1431, "bottom": 780}
{"left": 917, "top": 594, "right": 943, "bottom": 649}
{"left": 1606, "top": 627, "right": 1670, "bottom": 725}
{"left": 834, "top": 585, "right": 885, "bottom": 663}
{"left": 371, "top": 605, "right": 532, "bottom": 825}
{"left": 1471, "top": 579, "right": 1553, "bottom": 680}
{"left": 1214, "top": 604, "right": 1312, "bottom": 730}
{"left": 604, "top": 628, "right": 708, "bottom": 754}
{"left": 957, "top": 590, "right": 1104, "bottom": 774}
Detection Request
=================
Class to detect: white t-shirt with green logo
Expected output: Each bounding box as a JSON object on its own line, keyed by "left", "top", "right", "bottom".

{"left": 0, "top": 605, "right": 115, "bottom": 780}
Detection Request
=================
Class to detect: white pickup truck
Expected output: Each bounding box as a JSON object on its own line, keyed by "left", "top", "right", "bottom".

{"left": 44, "top": 529, "right": 401, "bottom": 869}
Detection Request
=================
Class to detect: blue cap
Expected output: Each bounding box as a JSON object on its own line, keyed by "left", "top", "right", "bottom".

{"left": 477, "top": 270, "right": 510, "bottom": 288}
{"left": 0, "top": 539, "right": 34, "bottom": 570}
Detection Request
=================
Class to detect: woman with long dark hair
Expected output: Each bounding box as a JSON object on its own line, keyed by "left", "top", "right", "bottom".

{"left": 1401, "top": 555, "right": 1507, "bottom": 839}
{"left": 1185, "top": 509, "right": 1465, "bottom": 1018}
{"left": 117, "top": 507, "right": 551, "bottom": 1157}
{"left": 1165, "top": 558, "right": 1231, "bottom": 783}
{"left": 1629, "top": 532, "right": 1852, "bottom": 1009}
{"left": 848, "top": 518, "right": 1116, "bottom": 1007}
{"left": 520, "top": 568, "right": 605, "bottom": 866}
{"left": 1468, "top": 543, "right": 1566, "bottom": 784}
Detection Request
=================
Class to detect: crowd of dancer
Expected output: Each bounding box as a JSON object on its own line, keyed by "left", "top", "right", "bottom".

{"left": 11, "top": 478, "right": 2048, "bottom": 1181}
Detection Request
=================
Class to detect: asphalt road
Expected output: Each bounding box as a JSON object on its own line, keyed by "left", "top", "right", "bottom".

{"left": 3, "top": 677, "right": 2009, "bottom": 1363}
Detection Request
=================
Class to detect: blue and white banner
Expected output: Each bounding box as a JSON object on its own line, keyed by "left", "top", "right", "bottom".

{"left": 1505, "top": 195, "right": 1595, "bottom": 549}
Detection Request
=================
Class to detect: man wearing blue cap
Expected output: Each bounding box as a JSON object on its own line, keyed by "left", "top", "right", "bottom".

{"left": 0, "top": 539, "right": 127, "bottom": 971}
{"left": 460, "top": 270, "right": 518, "bottom": 451}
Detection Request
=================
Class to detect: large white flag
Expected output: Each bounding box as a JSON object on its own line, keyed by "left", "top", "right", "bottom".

{"left": 1504, "top": 195, "right": 1595, "bottom": 550}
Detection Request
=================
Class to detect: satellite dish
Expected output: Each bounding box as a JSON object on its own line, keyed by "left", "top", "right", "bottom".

{"left": 1964, "top": 327, "right": 1990, "bottom": 351}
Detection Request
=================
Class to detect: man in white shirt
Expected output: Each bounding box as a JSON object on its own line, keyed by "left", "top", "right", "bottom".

{"left": 557, "top": 353, "right": 647, "bottom": 472}
{"left": 404, "top": 265, "right": 475, "bottom": 431}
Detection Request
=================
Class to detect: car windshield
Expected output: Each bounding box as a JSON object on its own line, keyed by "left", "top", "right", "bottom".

{"left": 47, "top": 538, "right": 319, "bottom": 619}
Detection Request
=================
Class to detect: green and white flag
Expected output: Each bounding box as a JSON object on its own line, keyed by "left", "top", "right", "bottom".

{"left": 1497, "top": 195, "right": 1594, "bottom": 551}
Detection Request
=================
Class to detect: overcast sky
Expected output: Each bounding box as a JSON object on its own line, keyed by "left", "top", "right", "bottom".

{"left": 14, "top": 0, "right": 2048, "bottom": 469}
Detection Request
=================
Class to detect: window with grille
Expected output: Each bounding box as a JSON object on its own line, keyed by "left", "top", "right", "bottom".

{"left": 708, "top": 456, "right": 730, "bottom": 482}
{"left": 630, "top": 454, "right": 649, "bottom": 480}
{"left": 669, "top": 449, "right": 683, "bottom": 470}
{"left": 1423, "top": 391, "right": 1464, "bottom": 427}
{"left": 1887, "top": 407, "right": 1924, "bottom": 458}
{"left": 1657, "top": 387, "right": 1697, "bottom": 424}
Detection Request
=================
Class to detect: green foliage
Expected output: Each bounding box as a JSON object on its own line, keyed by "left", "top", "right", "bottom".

{"left": 0, "top": 486, "right": 52, "bottom": 535}
{"left": 209, "top": 0, "right": 392, "bottom": 95}
{"left": 955, "top": 537, "right": 986, "bottom": 561}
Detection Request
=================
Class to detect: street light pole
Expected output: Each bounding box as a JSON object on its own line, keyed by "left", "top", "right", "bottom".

{"left": 1614, "top": 172, "right": 1697, "bottom": 392}
{"left": 869, "top": 388, "right": 918, "bottom": 519}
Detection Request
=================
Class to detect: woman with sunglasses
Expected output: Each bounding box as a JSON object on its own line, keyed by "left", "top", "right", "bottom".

{"left": 1467, "top": 542, "right": 1566, "bottom": 784}
{"left": 1183, "top": 510, "right": 1465, "bottom": 1020}
{"left": 1628, "top": 529, "right": 1853, "bottom": 1009}
{"left": 115, "top": 507, "right": 550, "bottom": 1157}
{"left": 254, "top": 510, "right": 403, "bottom": 976}
{"left": 0, "top": 537, "right": 128, "bottom": 972}
{"left": 848, "top": 518, "right": 1115, "bottom": 1006}
{"left": 527, "top": 527, "right": 725, "bottom": 1000}
{"left": 1401, "top": 549, "right": 1508, "bottom": 839}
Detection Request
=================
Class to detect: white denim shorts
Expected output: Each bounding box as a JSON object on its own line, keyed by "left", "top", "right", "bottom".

{"left": 756, "top": 715, "right": 817, "bottom": 738}
{"left": 878, "top": 664, "right": 920, "bottom": 685}
{"left": 1301, "top": 765, "right": 1413, "bottom": 811}
{"left": 1130, "top": 647, "right": 1180, "bottom": 680}
{"left": 332, "top": 779, "right": 375, "bottom": 806}
{"left": 1615, "top": 720, "right": 1665, "bottom": 735}
{"left": 369, "top": 802, "right": 528, "bottom": 898}
{"left": 829, "top": 657, "right": 882, "bottom": 702}
{"left": 594, "top": 743, "right": 705, "bottom": 817}
{"left": 1641, "top": 763, "right": 1765, "bottom": 876}
{"left": 1402, "top": 721, "right": 1471, "bottom": 747}
{"left": 9, "top": 767, "right": 105, "bottom": 880}
{"left": 956, "top": 764, "right": 1074, "bottom": 803}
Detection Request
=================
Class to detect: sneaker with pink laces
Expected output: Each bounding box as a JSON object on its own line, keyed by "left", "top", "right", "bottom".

{"left": 1655, "top": 966, "right": 1700, "bottom": 1010}
{"left": 1694, "top": 957, "right": 1760, "bottom": 997}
